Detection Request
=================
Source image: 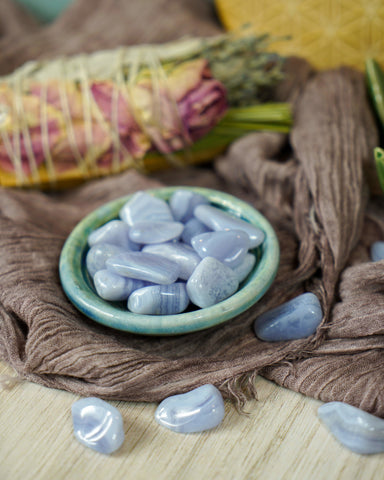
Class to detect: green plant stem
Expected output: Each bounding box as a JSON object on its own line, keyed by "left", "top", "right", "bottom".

{"left": 213, "top": 123, "right": 291, "bottom": 135}
{"left": 374, "top": 147, "right": 384, "bottom": 193}
{"left": 366, "top": 58, "right": 384, "bottom": 130}
{"left": 366, "top": 59, "right": 384, "bottom": 194}
{"left": 213, "top": 102, "right": 292, "bottom": 136}
{"left": 189, "top": 102, "right": 292, "bottom": 154}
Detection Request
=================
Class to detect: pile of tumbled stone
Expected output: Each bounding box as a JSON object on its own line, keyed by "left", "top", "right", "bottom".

{"left": 86, "top": 189, "right": 265, "bottom": 315}
{"left": 72, "top": 384, "right": 226, "bottom": 454}
{"left": 73, "top": 210, "right": 384, "bottom": 455}
{"left": 72, "top": 385, "right": 384, "bottom": 455}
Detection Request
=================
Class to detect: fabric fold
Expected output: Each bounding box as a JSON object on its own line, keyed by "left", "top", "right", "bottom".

{"left": 0, "top": 0, "right": 383, "bottom": 417}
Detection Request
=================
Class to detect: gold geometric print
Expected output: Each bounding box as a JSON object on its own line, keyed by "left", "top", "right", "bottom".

{"left": 215, "top": 0, "right": 384, "bottom": 70}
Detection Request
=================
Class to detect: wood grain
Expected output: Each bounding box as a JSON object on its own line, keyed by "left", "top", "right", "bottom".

{"left": 0, "top": 361, "right": 383, "bottom": 480}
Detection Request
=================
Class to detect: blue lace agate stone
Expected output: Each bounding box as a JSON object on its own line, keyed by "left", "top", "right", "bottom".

{"left": 318, "top": 402, "right": 384, "bottom": 455}
{"left": 191, "top": 230, "right": 250, "bottom": 268}
{"left": 128, "top": 283, "right": 189, "bottom": 314}
{"left": 72, "top": 397, "right": 124, "bottom": 454}
{"left": 253, "top": 292, "right": 322, "bottom": 341}
{"left": 94, "top": 269, "right": 147, "bottom": 301}
{"left": 155, "top": 384, "right": 225, "bottom": 433}
{"left": 86, "top": 243, "right": 126, "bottom": 278}
{"left": 232, "top": 253, "right": 256, "bottom": 283}
{"left": 128, "top": 221, "right": 184, "bottom": 244}
{"left": 370, "top": 241, "right": 384, "bottom": 262}
{"left": 169, "top": 189, "right": 209, "bottom": 223}
{"left": 181, "top": 218, "right": 210, "bottom": 245}
{"left": 88, "top": 220, "right": 140, "bottom": 250}
{"left": 194, "top": 204, "right": 265, "bottom": 248}
{"left": 106, "top": 251, "right": 180, "bottom": 284}
{"left": 187, "top": 256, "right": 239, "bottom": 308}
{"left": 119, "top": 191, "right": 173, "bottom": 225}
{"left": 143, "top": 242, "right": 201, "bottom": 280}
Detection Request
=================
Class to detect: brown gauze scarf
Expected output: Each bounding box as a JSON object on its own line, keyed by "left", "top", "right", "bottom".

{"left": 0, "top": 0, "right": 383, "bottom": 415}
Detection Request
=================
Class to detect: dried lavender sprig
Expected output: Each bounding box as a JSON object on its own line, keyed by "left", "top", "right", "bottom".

{"left": 199, "top": 33, "right": 286, "bottom": 106}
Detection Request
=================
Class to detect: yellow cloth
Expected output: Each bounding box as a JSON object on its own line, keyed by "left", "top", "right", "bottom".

{"left": 215, "top": 0, "right": 384, "bottom": 70}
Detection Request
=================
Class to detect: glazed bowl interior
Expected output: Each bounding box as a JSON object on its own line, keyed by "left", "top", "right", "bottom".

{"left": 59, "top": 186, "right": 280, "bottom": 335}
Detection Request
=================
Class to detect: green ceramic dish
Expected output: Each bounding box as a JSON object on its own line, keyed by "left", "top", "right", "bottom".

{"left": 59, "top": 187, "right": 279, "bottom": 335}
{"left": 15, "top": 0, "right": 74, "bottom": 23}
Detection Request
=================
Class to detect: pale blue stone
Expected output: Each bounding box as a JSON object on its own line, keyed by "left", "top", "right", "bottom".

{"left": 370, "top": 241, "right": 384, "bottom": 262}
{"left": 119, "top": 191, "right": 173, "bottom": 225}
{"left": 128, "top": 221, "right": 184, "bottom": 244}
{"left": 86, "top": 243, "right": 126, "bottom": 278}
{"left": 181, "top": 218, "right": 210, "bottom": 245}
{"left": 253, "top": 292, "right": 322, "bottom": 341}
{"left": 93, "top": 269, "right": 147, "bottom": 301}
{"left": 232, "top": 253, "right": 256, "bottom": 283}
{"left": 88, "top": 220, "right": 140, "bottom": 250}
{"left": 318, "top": 402, "right": 384, "bottom": 455}
{"left": 142, "top": 243, "right": 201, "bottom": 280}
{"left": 155, "top": 384, "right": 225, "bottom": 433}
{"left": 169, "top": 189, "right": 209, "bottom": 223}
{"left": 194, "top": 204, "right": 265, "bottom": 248}
{"left": 128, "top": 283, "right": 189, "bottom": 315}
{"left": 186, "top": 256, "right": 239, "bottom": 308}
{"left": 106, "top": 251, "right": 180, "bottom": 284}
{"left": 191, "top": 230, "right": 250, "bottom": 268}
{"left": 72, "top": 397, "right": 124, "bottom": 454}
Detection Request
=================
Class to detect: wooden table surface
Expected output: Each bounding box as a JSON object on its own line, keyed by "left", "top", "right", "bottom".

{"left": 1, "top": 360, "right": 383, "bottom": 480}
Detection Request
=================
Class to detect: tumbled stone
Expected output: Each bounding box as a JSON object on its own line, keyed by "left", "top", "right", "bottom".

{"left": 88, "top": 220, "right": 140, "bottom": 250}
{"left": 86, "top": 243, "right": 126, "bottom": 278}
{"left": 181, "top": 218, "right": 210, "bottom": 245}
{"left": 186, "top": 257, "right": 239, "bottom": 308}
{"left": 169, "top": 189, "right": 209, "bottom": 223}
{"left": 93, "top": 269, "right": 147, "bottom": 301}
{"left": 253, "top": 292, "right": 322, "bottom": 341}
{"left": 106, "top": 251, "right": 180, "bottom": 284}
{"left": 72, "top": 397, "right": 124, "bottom": 454}
{"left": 231, "top": 253, "right": 256, "bottom": 283}
{"left": 128, "top": 283, "right": 189, "bottom": 315}
{"left": 128, "top": 221, "right": 183, "bottom": 244}
{"left": 155, "top": 384, "right": 225, "bottom": 433}
{"left": 370, "top": 241, "right": 384, "bottom": 262}
{"left": 119, "top": 191, "right": 173, "bottom": 225}
{"left": 194, "top": 204, "right": 265, "bottom": 248}
{"left": 318, "top": 402, "right": 384, "bottom": 455}
{"left": 191, "top": 230, "right": 250, "bottom": 268}
{"left": 143, "top": 242, "right": 201, "bottom": 280}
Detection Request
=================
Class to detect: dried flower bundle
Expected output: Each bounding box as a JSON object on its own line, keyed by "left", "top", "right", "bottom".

{"left": 0, "top": 33, "right": 291, "bottom": 188}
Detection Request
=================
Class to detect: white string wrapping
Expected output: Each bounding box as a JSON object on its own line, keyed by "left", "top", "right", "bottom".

{"left": 0, "top": 44, "right": 192, "bottom": 186}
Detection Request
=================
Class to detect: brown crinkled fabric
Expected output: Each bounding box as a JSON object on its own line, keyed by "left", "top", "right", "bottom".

{"left": 0, "top": 0, "right": 383, "bottom": 415}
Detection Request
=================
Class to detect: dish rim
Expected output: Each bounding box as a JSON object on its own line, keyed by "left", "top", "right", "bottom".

{"left": 59, "top": 186, "right": 280, "bottom": 335}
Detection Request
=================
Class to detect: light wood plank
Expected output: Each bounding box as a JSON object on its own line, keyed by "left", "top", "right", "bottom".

{"left": 0, "top": 361, "right": 383, "bottom": 480}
